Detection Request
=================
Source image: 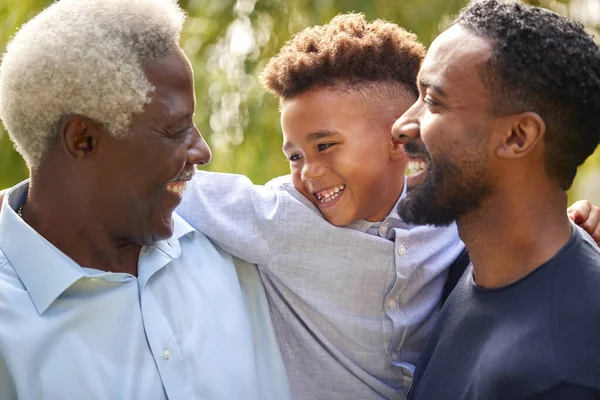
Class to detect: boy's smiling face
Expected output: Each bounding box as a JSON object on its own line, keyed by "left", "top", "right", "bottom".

{"left": 281, "top": 85, "right": 413, "bottom": 226}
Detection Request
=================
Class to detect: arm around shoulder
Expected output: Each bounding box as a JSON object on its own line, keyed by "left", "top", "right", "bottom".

{"left": 176, "top": 171, "right": 285, "bottom": 264}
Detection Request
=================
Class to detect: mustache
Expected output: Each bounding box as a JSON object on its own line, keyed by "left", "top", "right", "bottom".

{"left": 404, "top": 140, "right": 430, "bottom": 159}
{"left": 171, "top": 167, "right": 196, "bottom": 182}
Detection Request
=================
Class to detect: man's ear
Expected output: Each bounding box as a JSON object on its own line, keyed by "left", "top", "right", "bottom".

{"left": 496, "top": 112, "right": 545, "bottom": 159}
{"left": 60, "top": 115, "right": 101, "bottom": 161}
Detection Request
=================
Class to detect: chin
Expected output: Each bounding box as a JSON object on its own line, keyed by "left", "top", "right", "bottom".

{"left": 321, "top": 211, "right": 354, "bottom": 227}
{"left": 398, "top": 170, "right": 457, "bottom": 227}
{"left": 145, "top": 217, "right": 175, "bottom": 245}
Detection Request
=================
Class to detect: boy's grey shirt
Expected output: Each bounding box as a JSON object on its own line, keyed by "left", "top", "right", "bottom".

{"left": 178, "top": 171, "right": 465, "bottom": 400}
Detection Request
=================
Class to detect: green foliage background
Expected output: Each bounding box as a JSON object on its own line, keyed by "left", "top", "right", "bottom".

{"left": 1, "top": 0, "right": 598, "bottom": 201}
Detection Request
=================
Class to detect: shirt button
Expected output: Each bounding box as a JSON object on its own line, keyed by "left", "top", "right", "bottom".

{"left": 386, "top": 299, "right": 397, "bottom": 310}
{"left": 379, "top": 221, "right": 389, "bottom": 236}
{"left": 391, "top": 352, "right": 399, "bottom": 361}
{"left": 397, "top": 244, "right": 407, "bottom": 256}
{"left": 89, "top": 278, "right": 97, "bottom": 282}
{"left": 162, "top": 349, "right": 171, "bottom": 360}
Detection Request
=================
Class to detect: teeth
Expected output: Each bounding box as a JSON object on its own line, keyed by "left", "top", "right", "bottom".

{"left": 166, "top": 182, "right": 187, "bottom": 197}
{"left": 315, "top": 184, "right": 346, "bottom": 203}
{"left": 408, "top": 161, "right": 427, "bottom": 175}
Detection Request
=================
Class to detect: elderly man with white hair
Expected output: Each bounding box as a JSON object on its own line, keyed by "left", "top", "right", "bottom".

{"left": 0, "top": 0, "right": 289, "bottom": 399}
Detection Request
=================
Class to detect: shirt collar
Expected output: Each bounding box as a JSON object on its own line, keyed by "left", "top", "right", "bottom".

{"left": 0, "top": 180, "right": 196, "bottom": 315}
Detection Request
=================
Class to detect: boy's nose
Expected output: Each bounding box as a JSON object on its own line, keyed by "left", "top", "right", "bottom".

{"left": 301, "top": 161, "right": 325, "bottom": 182}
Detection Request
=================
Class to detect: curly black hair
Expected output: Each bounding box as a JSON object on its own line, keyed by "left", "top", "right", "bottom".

{"left": 456, "top": 0, "right": 600, "bottom": 190}
{"left": 260, "top": 13, "right": 425, "bottom": 101}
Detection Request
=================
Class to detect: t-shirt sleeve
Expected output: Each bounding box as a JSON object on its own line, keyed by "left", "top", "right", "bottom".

{"left": 176, "top": 170, "right": 284, "bottom": 264}
{"left": 527, "top": 383, "right": 600, "bottom": 400}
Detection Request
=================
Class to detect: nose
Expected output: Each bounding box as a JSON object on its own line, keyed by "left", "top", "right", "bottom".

{"left": 391, "top": 106, "right": 421, "bottom": 145}
{"left": 301, "top": 159, "right": 325, "bottom": 182}
{"left": 187, "top": 126, "right": 212, "bottom": 166}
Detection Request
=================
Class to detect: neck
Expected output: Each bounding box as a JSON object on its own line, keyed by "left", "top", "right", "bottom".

{"left": 457, "top": 185, "right": 571, "bottom": 289}
{"left": 24, "top": 169, "right": 141, "bottom": 276}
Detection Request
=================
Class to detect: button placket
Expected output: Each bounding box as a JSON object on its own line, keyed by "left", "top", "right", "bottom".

{"left": 396, "top": 236, "right": 410, "bottom": 256}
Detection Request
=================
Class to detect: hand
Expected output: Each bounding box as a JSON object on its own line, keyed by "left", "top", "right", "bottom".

{"left": 568, "top": 200, "right": 600, "bottom": 245}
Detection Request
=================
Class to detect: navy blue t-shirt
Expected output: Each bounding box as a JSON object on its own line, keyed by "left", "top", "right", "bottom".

{"left": 410, "top": 225, "right": 600, "bottom": 400}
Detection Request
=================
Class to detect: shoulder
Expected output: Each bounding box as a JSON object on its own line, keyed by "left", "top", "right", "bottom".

{"left": 179, "top": 230, "right": 231, "bottom": 259}
{"left": 552, "top": 225, "right": 600, "bottom": 295}
{"left": 549, "top": 227, "right": 600, "bottom": 386}
{"left": 265, "top": 175, "right": 320, "bottom": 213}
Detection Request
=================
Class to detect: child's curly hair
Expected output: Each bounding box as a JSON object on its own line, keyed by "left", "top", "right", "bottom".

{"left": 260, "top": 13, "right": 425, "bottom": 100}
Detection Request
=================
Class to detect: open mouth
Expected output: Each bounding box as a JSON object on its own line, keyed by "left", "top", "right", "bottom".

{"left": 407, "top": 159, "right": 427, "bottom": 176}
{"left": 165, "top": 168, "right": 195, "bottom": 198}
{"left": 406, "top": 157, "right": 429, "bottom": 191}
{"left": 165, "top": 181, "right": 187, "bottom": 198}
{"left": 314, "top": 184, "right": 346, "bottom": 204}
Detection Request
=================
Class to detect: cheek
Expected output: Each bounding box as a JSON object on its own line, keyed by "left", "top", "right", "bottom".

{"left": 289, "top": 166, "right": 304, "bottom": 189}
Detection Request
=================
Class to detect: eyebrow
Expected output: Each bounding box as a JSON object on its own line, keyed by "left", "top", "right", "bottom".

{"left": 420, "top": 78, "right": 448, "bottom": 97}
{"left": 282, "top": 130, "right": 339, "bottom": 152}
{"left": 160, "top": 112, "right": 194, "bottom": 129}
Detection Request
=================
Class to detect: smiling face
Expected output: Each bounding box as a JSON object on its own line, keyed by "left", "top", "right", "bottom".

{"left": 392, "top": 25, "right": 500, "bottom": 226}
{"left": 281, "top": 85, "right": 412, "bottom": 226}
{"left": 97, "top": 47, "right": 211, "bottom": 245}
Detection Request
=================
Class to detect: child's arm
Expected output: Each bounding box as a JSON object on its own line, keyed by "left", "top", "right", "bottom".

{"left": 177, "top": 171, "right": 285, "bottom": 264}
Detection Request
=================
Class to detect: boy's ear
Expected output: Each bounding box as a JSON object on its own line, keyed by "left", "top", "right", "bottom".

{"left": 59, "top": 115, "right": 102, "bottom": 162}
{"left": 495, "top": 112, "right": 545, "bottom": 159}
{"left": 390, "top": 134, "right": 407, "bottom": 162}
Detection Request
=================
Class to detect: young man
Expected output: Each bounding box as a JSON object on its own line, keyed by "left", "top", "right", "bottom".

{"left": 393, "top": 1, "right": 600, "bottom": 398}
{"left": 175, "top": 13, "right": 600, "bottom": 399}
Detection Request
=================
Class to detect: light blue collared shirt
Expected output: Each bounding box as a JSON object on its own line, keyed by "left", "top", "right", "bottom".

{"left": 0, "top": 180, "right": 290, "bottom": 400}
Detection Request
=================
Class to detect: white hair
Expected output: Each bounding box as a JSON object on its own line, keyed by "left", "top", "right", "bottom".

{"left": 0, "top": 0, "right": 186, "bottom": 169}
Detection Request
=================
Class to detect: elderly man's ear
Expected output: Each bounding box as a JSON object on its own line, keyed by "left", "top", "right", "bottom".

{"left": 60, "top": 115, "right": 101, "bottom": 161}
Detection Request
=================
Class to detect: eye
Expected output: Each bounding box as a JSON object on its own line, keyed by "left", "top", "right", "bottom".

{"left": 317, "top": 143, "right": 333, "bottom": 151}
{"left": 287, "top": 153, "right": 303, "bottom": 162}
{"left": 423, "top": 95, "right": 438, "bottom": 107}
{"left": 169, "top": 126, "right": 193, "bottom": 141}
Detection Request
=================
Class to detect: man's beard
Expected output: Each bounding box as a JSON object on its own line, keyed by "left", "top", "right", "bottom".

{"left": 398, "top": 142, "right": 493, "bottom": 227}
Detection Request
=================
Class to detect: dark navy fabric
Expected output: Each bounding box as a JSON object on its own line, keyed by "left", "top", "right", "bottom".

{"left": 410, "top": 226, "right": 600, "bottom": 400}
{"left": 442, "top": 247, "right": 471, "bottom": 305}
